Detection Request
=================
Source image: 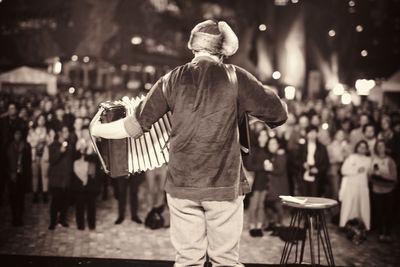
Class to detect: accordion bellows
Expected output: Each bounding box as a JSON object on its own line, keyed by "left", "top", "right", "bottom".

{"left": 90, "top": 96, "right": 171, "bottom": 178}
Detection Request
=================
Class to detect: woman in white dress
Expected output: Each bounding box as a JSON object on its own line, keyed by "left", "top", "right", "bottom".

{"left": 339, "top": 140, "right": 372, "bottom": 230}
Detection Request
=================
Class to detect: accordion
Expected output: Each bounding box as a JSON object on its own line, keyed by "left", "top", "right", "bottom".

{"left": 90, "top": 96, "right": 172, "bottom": 178}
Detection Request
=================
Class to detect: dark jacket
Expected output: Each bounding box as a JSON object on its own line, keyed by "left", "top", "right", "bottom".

{"left": 6, "top": 140, "right": 32, "bottom": 192}
{"left": 294, "top": 140, "right": 330, "bottom": 184}
{"left": 48, "top": 139, "right": 75, "bottom": 189}
{"left": 71, "top": 151, "right": 101, "bottom": 194}
{"left": 134, "top": 56, "right": 287, "bottom": 201}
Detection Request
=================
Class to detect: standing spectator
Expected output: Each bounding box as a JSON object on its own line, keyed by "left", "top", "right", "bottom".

{"left": 377, "top": 115, "right": 395, "bottom": 156}
{"left": 27, "top": 114, "right": 50, "bottom": 203}
{"left": 265, "top": 137, "right": 289, "bottom": 235}
{"left": 146, "top": 165, "right": 167, "bottom": 212}
{"left": 327, "top": 129, "right": 350, "bottom": 201}
{"left": 48, "top": 125, "right": 75, "bottom": 230}
{"left": 339, "top": 140, "right": 372, "bottom": 230}
{"left": 310, "top": 113, "right": 331, "bottom": 146}
{"left": 114, "top": 173, "right": 145, "bottom": 224}
{"left": 370, "top": 140, "right": 397, "bottom": 242}
{"left": 5, "top": 129, "right": 31, "bottom": 226}
{"left": 363, "top": 123, "right": 377, "bottom": 157}
{"left": 72, "top": 126, "right": 100, "bottom": 230}
{"left": 0, "top": 103, "right": 28, "bottom": 204}
{"left": 295, "top": 125, "right": 330, "bottom": 197}
{"left": 246, "top": 129, "right": 270, "bottom": 237}
{"left": 349, "top": 113, "right": 370, "bottom": 150}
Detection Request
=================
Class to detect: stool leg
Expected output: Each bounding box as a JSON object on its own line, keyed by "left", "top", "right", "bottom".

{"left": 280, "top": 209, "right": 299, "bottom": 264}
{"left": 294, "top": 210, "right": 304, "bottom": 263}
{"left": 321, "top": 212, "right": 335, "bottom": 266}
{"left": 299, "top": 212, "right": 307, "bottom": 264}
{"left": 307, "top": 212, "right": 316, "bottom": 266}
{"left": 316, "top": 212, "right": 332, "bottom": 266}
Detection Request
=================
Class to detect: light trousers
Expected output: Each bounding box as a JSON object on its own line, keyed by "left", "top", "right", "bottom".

{"left": 167, "top": 193, "right": 245, "bottom": 267}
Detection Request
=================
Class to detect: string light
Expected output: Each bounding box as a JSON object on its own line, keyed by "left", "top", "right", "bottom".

{"left": 272, "top": 71, "right": 281, "bottom": 80}
{"left": 259, "top": 24, "right": 267, "bottom": 32}
{"left": 361, "top": 49, "right": 368, "bottom": 57}
{"left": 328, "top": 30, "right": 336, "bottom": 37}
{"left": 348, "top": 0, "right": 355, "bottom": 7}
{"left": 131, "top": 36, "right": 143, "bottom": 45}
{"left": 356, "top": 25, "right": 363, "bottom": 32}
{"left": 341, "top": 92, "right": 352, "bottom": 105}
{"left": 284, "top": 86, "right": 296, "bottom": 100}
{"left": 71, "top": 55, "right": 78, "bottom": 62}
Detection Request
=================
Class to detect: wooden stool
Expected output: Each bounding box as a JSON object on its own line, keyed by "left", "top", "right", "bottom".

{"left": 280, "top": 197, "right": 338, "bottom": 266}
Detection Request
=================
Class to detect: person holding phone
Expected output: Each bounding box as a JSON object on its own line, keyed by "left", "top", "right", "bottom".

{"left": 48, "top": 125, "right": 75, "bottom": 230}
{"left": 370, "top": 140, "right": 397, "bottom": 242}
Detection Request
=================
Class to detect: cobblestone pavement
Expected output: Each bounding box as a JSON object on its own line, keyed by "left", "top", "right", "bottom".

{"left": 0, "top": 192, "right": 399, "bottom": 267}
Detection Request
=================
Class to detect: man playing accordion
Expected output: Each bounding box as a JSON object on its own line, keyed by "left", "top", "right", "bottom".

{"left": 92, "top": 20, "right": 287, "bottom": 267}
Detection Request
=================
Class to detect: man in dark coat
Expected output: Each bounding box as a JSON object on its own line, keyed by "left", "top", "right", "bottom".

{"left": 48, "top": 125, "right": 75, "bottom": 230}
{"left": 295, "top": 125, "right": 330, "bottom": 197}
{"left": 5, "top": 129, "right": 31, "bottom": 226}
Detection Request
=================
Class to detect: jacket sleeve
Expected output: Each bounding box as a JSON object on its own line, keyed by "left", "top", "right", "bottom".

{"left": 236, "top": 66, "right": 288, "bottom": 128}
{"left": 135, "top": 77, "right": 170, "bottom": 132}
{"left": 341, "top": 155, "right": 358, "bottom": 176}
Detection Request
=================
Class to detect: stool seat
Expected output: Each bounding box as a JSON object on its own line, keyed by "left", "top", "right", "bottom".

{"left": 282, "top": 196, "right": 338, "bottom": 210}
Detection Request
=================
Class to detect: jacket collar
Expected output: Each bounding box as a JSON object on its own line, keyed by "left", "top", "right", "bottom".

{"left": 191, "top": 54, "right": 221, "bottom": 64}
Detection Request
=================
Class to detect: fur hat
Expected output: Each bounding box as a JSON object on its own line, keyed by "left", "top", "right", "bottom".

{"left": 188, "top": 20, "right": 239, "bottom": 57}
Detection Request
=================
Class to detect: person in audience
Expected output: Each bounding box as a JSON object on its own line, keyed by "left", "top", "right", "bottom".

{"left": 72, "top": 126, "right": 100, "bottom": 230}
{"left": 146, "top": 165, "right": 167, "bottom": 212}
{"left": 363, "top": 123, "right": 377, "bottom": 157}
{"left": 246, "top": 129, "right": 270, "bottom": 237}
{"left": 327, "top": 129, "right": 350, "bottom": 201}
{"left": 5, "top": 129, "right": 31, "bottom": 226}
{"left": 349, "top": 113, "right": 370, "bottom": 150}
{"left": 377, "top": 115, "right": 395, "bottom": 156}
{"left": 114, "top": 173, "right": 145, "bottom": 225}
{"left": 48, "top": 125, "right": 75, "bottom": 230}
{"left": 264, "top": 137, "right": 289, "bottom": 235}
{"left": 295, "top": 125, "right": 330, "bottom": 197}
{"left": 27, "top": 114, "right": 50, "bottom": 203}
{"left": 0, "top": 103, "right": 28, "bottom": 204}
{"left": 370, "top": 140, "right": 397, "bottom": 243}
{"left": 339, "top": 140, "right": 371, "bottom": 230}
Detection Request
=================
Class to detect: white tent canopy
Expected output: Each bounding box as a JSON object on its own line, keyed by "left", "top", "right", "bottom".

{"left": 0, "top": 66, "right": 57, "bottom": 95}
{"left": 381, "top": 70, "right": 400, "bottom": 92}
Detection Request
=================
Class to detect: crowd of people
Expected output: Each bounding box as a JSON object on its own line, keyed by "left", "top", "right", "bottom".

{"left": 244, "top": 97, "right": 400, "bottom": 243}
{"left": 0, "top": 87, "right": 399, "bottom": 243}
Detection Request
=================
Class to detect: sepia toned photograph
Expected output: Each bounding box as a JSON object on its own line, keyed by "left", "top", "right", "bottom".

{"left": 0, "top": 0, "right": 399, "bottom": 266}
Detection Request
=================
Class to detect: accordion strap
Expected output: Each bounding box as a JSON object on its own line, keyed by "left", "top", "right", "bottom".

{"left": 89, "top": 107, "right": 110, "bottom": 175}
{"left": 224, "top": 64, "right": 251, "bottom": 155}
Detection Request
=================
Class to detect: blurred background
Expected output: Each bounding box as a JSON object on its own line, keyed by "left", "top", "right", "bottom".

{"left": 0, "top": 0, "right": 399, "bottom": 106}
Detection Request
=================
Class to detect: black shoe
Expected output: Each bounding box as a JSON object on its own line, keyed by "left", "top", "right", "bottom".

{"left": 131, "top": 216, "right": 142, "bottom": 224}
{"left": 59, "top": 221, "right": 69, "bottom": 228}
{"left": 77, "top": 226, "right": 85, "bottom": 231}
{"left": 250, "top": 228, "right": 263, "bottom": 237}
{"left": 114, "top": 217, "right": 124, "bottom": 224}
{"left": 48, "top": 224, "right": 56, "bottom": 230}
{"left": 89, "top": 225, "right": 96, "bottom": 230}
